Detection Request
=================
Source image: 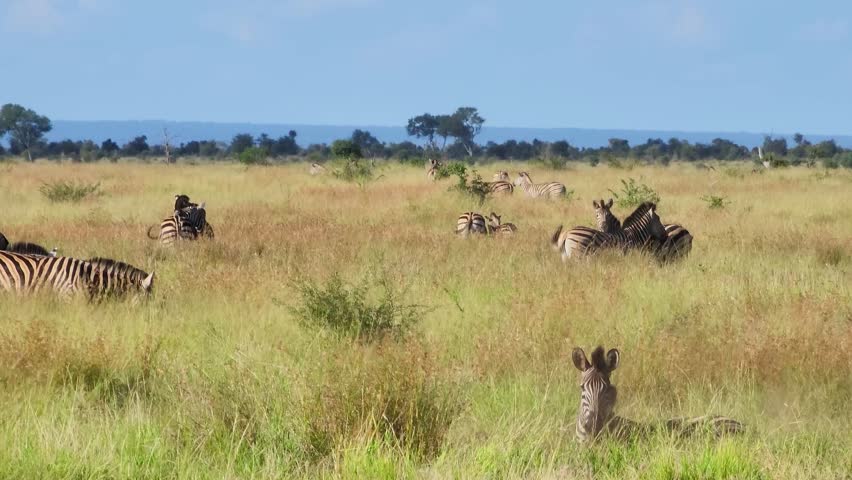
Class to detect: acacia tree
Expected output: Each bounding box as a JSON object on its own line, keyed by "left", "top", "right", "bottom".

{"left": 406, "top": 107, "right": 484, "bottom": 156}
{"left": 0, "top": 104, "right": 52, "bottom": 162}
{"left": 448, "top": 107, "right": 484, "bottom": 156}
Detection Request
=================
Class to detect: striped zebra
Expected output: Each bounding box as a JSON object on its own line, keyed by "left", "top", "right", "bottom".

{"left": 456, "top": 212, "right": 487, "bottom": 237}
{"left": 0, "top": 251, "right": 153, "bottom": 300}
{"left": 572, "top": 346, "right": 744, "bottom": 443}
{"left": 487, "top": 171, "right": 514, "bottom": 196}
{"left": 148, "top": 213, "right": 215, "bottom": 245}
{"left": 309, "top": 163, "right": 327, "bottom": 175}
{"left": 551, "top": 202, "right": 667, "bottom": 261}
{"left": 594, "top": 199, "right": 693, "bottom": 262}
{"left": 487, "top": 212, "right": 517, "bottom": 236}
{"left": 514, "top": 172, "right": 566, "bottom": 199}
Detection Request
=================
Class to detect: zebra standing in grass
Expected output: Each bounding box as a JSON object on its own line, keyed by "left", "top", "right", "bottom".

{"left": 487, "top": 171, "right": 514, "bottom": 196}
{"left": 426, "top": 158, "right": 442, "bottom": 181}
{"left": 514, "top": 172, "right": 566, "bottom": 199}
{"left": 593, "top": 199, "right": 693, "bottom": 262}
{"left": 572, "top": 346, "right": 744, "bottom": 443}
{"left": 0, "top": 251, "right": 153, "bottom": 300}
{"left": 551, "top": 202, "right": 667, "bottom": 261}
{"left": 456, "top": 212, "right": 487, "bottom": 237}
{"left": 487, "top": 212, "right": 517, "bottom": 236}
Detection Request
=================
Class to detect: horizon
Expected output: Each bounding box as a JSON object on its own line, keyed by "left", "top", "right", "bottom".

{"left": 2, "top": 1, "right": 851, "bottom": 135}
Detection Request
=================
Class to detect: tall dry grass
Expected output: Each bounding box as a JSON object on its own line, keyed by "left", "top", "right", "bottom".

{"left": 0, "top": 160, "right": 850, "bottom": 478}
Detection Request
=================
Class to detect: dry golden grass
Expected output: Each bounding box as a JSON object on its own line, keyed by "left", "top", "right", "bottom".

{"left": 0, "top": 159, "right": 850, "bottom": 479}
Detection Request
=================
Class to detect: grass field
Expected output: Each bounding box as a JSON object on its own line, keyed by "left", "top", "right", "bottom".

{"left": 1, "top": 159, "right": 851, "bottom": 479}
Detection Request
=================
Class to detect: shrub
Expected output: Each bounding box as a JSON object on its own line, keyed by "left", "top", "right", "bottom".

{"left": 608, "top": 178, "right": 661, "bottom": 209}
{"left": 238, "top": 146, "right": 268, "bottom": 165}
{"left": 290, "top": 272, "right": 427, "bottom": 343}
{"left": 39, "top": 180, "right": 103, "bottom": 203}
{"left": 331, "top": 140, "right": 363, "bottom": 160}
{"left": 435, "top": 162, "right": 490, "bottom": 206}
{"left": 332, "top": 158, "right": 376, "bottom": 187}
{"left": 701, "top": 194, "right": 730, "bottom": 210}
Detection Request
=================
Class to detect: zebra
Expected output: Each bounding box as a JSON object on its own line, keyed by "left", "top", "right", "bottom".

{"left": 0, "top": 251, "right": 153, "bottom": 300}
{"left": 148, "top": 212, "right": 214, "bottom": 245}
{"left": 0, "top": 232, "right": 57, "bottom": 256}
{"left": 572, "top": 346, "right": 744, "bottom": 443}
{"left": 487, "top": 212, "right": 517, "bottom": 236}
{"left": 513, "top": 172, "right": 566, "bottom": 199}
{"left": 309, "top": 163, "right": 327, "bottom": 175}
{"left": 594, "top": 199, "right": 693, "bottom": 262}
{"left": 456, "top": 212, "right": 487, "bottom": 237}
{"left": 487, "top": 171, "right": 514, "bottom": 196}
{"left": 426, "top": 158, "right": 442, "bottom": 181}
{"left": 551, "top": 202, "right": 667, "bottom": 261}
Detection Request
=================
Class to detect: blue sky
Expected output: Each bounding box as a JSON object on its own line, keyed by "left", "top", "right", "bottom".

{"left": 1, "top": 0, "right": 851, "bottom": 134}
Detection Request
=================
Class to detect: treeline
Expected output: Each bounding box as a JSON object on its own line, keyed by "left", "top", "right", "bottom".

{"left": 2, "top": 103, "right": 852, "bottom": 168}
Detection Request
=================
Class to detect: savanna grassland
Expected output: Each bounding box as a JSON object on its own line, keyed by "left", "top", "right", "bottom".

{"left": 0, "top": 160, "right": 851, "bottom": 479}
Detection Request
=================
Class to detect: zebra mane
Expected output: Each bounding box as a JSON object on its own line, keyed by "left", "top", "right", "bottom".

{"left": 590, "top": 346, "right": 609, "bottom": 372}
{"left": 0, "top": 232, "right": 9, "bottom": 250}
{"left": 621, "top": 202, "right": 656, "bottom": 230}
{"left": 7, "top": 242, "right": 51, "bottom": 256}
{"left": 88, "top": 257, "right": 149, "bottom": 278}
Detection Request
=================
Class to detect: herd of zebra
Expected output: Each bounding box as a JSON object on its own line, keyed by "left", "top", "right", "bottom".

{"left": 0, "top": 195, "right": 211, "bottom": 299}
{"left": 446, "top": 165, "right": 693, "bottom": 263}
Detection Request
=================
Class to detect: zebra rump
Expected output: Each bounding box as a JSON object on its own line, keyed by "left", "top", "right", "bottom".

{"left": 456, "top": 212, "right": 487, "bottom": 236}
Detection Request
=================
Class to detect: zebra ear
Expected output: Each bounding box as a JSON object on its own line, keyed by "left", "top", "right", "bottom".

{"left": 572, "top": 348, "right": 590, "bottom": 371}
{"left": 142, "top": 271, "right": 155, "bottom": 291}
{"left": 593, "top": 200, "right": 600, "bottom": 209}
{"left": 606, "top": 349, "right": 620, "bottom": 371}
{"left": 606, "top": 199, "right": 614, "bottom": 208}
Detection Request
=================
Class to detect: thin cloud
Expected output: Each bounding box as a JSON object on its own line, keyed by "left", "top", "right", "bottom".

{"left": 2, "top": 0, "right": 64, "bottom": 34}
{"left": 798, "top": 19, "right": 848, "bottom": 42}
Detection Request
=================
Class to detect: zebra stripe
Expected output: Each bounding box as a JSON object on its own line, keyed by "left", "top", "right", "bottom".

{"left": 426, "top": 158, "right": 442, "bottom": 181}
{"left": 456, "top": 212, "right": 487, "bottom": 237}
{"left": 488, "top": 180, "right": 514, "bottom": 196}
{"left": 151, "top": 210, "right": 214, "bottom": 246}
{"left": 513, "top": 172, "right": 566, "bottom": 199}
{"left": 0, "top": 251, "right": 153, "bottom": 299}
{"left": 572, "top": 346, "right": 744, "bottom": 443}
{"left": 487, "top": 212, "right": 517, "bottom": 236}
{"left": 594, "top": 200, "right": 692, "bottom": 262}
{"left": 553, "top": 202, "right": 667, "bottom": 260}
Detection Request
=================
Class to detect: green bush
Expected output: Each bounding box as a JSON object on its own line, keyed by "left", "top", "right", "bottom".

{"left": 435, "top": 162, "right": 490, "bottom": 205}
{"left": 290, "top": 272, "right": 427, "bottom": 343}
{"left": 238, "top": 147, "right": 268, "bottom": 165}
{"left": 608, "top": 178, "right": 661, "bottom": 209}
{"left": 332, "top": 158, "right": 376, "bottom": 186}
{"left": 330, "top": 140, "right": 363, "bottom": 160}
{"left": 39, "top": 181, "right": 103, "bottom": 203}
{"left": 701, "top": 194, "right": 730, "bottom": 210}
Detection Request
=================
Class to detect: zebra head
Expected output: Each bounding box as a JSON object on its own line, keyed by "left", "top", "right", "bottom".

{"left": 622, "top": 202, "right": 668, "bottom": 244}
{"left": 493, "top": 171, "right": 509, "bottom": 182}
{"left": 572, "top": 346, "right": 620, "bottom": 441}
{"left": 592, "top": 198, "right": 621, "bottom": 234}
{"left": 488, "top": 212, "right": 502, "bottom": 226}
{"left": 514, "top": 172, "right": 532, "bottom": 186}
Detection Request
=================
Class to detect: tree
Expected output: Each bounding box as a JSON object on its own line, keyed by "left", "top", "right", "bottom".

{"left": 607, "top": 138, "right": 630, "bottom": 156}
{"left": 198, "top": 140, "right": 222, "bottom": 157}
{"left": 330, "top": 139, "right": 362, "bottom": 160}
{"left": 101, "top": 138, "right": 119, "bottom": 154}
{"left": 0, "top": 104, "right": 52, "bottom": 162}
{"left": 179, "top": 140, "right": 201, "bottom": 155}
{"left": 762, "top": 136, "right": 788, "bottom": 156}
{"left": 230, "top": 133, "right": 254, "bottom": 155}
{"left": 122, "top": 136, "right": 150, "bottom": 156}
{"left": 446, "top": 107, "right": 484, "bottom": 156}
{"left": 406, "top": 114, "right": 440, "bottom": 150}
{"left": 793, "top": 133, "right": 804, "bottom": 146}
{"left": 80, "top": 140, "right": 99, "bottom": 162}
{"left": 272, "top": 130, "right": 299, "bottom": 156}
{"left": 351, "top": 129, "right": 384, "bottom": 158}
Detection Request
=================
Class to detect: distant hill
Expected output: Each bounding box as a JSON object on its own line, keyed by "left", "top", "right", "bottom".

{"left": 44, "top": 120, "right": 852, "bottom": 149}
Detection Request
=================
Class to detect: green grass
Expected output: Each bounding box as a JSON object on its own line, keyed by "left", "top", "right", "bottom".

{"left": 1, "top": 160, "right": 851, "bottom": 479}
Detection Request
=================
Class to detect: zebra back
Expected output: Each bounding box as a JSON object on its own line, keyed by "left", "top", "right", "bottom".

{"left": 0, "top": 252, "right": 153, "bottom": 299}
{"left": 456, "top": 212, "right": 487, "bottom": 236}
{"left": 514, "top": 172, "right": 566, "bottom": 198}
{"left": 488, "top": 180, "right": 514, "bottom": 195}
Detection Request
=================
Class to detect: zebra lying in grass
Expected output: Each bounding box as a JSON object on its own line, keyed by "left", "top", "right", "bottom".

{"left": 0, "top": 251, "right": 153, "bottom": 300}
{"left": 487, "top": 171, "right": 514, "bottom": 196}
{"left": 309, "top": 163, "right": 327, "bottom": 175}
{"left": 514, "top": 172, "right": 566, "bottom": 199}
{"left": 0, "top": 232, "right": 57, "bottom": 256}
{"left": 487, "top": 212, "right": 517, "bottom": 236}
{"left": 592, "top": 198, "right": 693, "bottom": 262}
{"left": 551, "top": 202, "right": 667, "bottom": 261}
{"left": 572, "top": 346, "right": 744, "bottom": 443}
